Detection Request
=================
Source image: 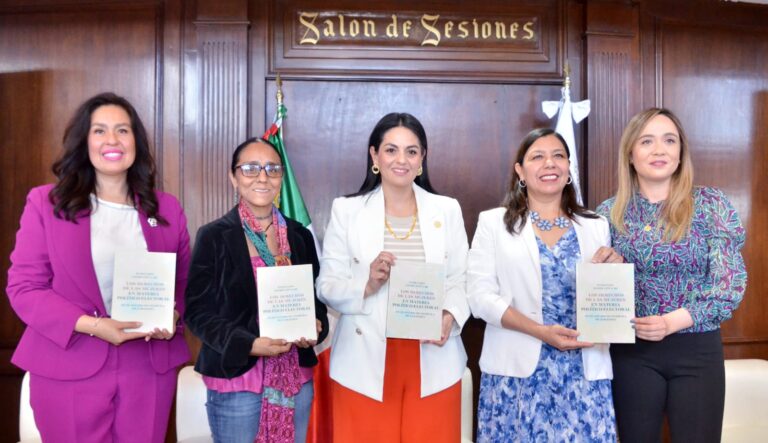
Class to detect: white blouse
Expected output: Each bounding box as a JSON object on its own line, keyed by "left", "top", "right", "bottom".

{"left": 90, "top": 196, "right": 147, "bottom": 313}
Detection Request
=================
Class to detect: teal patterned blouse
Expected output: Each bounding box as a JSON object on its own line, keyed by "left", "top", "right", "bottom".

{"left": 597, "top": 187, "right": 747, "bottom": 333}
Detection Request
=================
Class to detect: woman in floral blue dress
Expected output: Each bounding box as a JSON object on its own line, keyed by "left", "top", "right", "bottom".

{"left": 468, "top": 128, "right": 623, "bottom": 442}
{"left": 597, "top": 108, "right": 746, "bottom": 443}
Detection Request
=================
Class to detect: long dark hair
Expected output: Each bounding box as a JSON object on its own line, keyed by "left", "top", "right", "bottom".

{"left": 346, "top": 112, "right": 437, "bottom": 197}
{"left": 49, "top": 92, "right": 164, "bottom": 224}
{"left": 502, "top": 128, "right": 597, "bottom": 234}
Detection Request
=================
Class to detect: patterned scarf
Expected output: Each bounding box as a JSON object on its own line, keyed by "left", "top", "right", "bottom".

{"left": 238, "top": 201, "right": 302, "bottom": 443}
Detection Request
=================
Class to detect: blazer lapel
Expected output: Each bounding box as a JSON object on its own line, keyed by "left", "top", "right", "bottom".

{"left": 138, "top": 209, "right": 168, "bottom": 253}
{"left": 222, "top": 209, "right": 258, "bottom": 310}
{"left": 521, "top": 220, "right": 542, "bottom": 286}
{"left": 572, "top": 215, "right": 590, "bottom": 260}
{"left": 54, "top": 215, "right": 107, "bottom": 314}
{"left": 414, "top": 186, "right": 445, "bottom": 264}
{"left": 356, "top": 187, "right": 385, "bottom": 263}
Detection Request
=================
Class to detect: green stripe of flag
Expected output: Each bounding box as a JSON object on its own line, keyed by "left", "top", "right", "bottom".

{"left": 266, "top": 103, "right": 311, "bottom": 227}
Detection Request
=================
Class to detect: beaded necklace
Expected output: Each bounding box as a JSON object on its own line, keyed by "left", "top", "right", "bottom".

{"left": 529, "top": 210, "right": 570, "bottom": 231}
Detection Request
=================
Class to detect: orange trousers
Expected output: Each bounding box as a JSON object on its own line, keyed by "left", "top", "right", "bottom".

{"left": 331, "top": 338, "right": 461, "bottom": 443}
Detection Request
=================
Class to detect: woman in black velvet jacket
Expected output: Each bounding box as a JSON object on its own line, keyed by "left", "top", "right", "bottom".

{"left": 184, "top": 137, "right": 328, "bottom": 442}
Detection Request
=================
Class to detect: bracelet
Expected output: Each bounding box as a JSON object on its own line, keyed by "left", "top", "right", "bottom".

{"left": 89, "top": 312, "right": 102, "bottom": 337}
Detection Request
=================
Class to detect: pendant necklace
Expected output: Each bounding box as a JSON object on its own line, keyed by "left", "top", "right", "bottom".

{"left": 636, "top": 197, "right": 662, "bottom": 232}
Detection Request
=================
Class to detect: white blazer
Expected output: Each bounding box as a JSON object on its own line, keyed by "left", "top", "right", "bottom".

{"left": 317, "top": 185, "right": 469, "bottom": 401}
{"left": 467, "top": 207, "right": 613, "bottom": 380}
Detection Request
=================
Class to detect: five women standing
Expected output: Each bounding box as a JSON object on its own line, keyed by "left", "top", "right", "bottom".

{"left": 6, "top": 96, "right": 747, "bottom": 443}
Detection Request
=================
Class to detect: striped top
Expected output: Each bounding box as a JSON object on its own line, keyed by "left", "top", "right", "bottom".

{"left": 383, "top": 215, "right": 425, "bottom": 262}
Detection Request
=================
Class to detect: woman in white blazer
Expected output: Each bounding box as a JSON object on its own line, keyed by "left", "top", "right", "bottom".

{"left": 468, "top": 128, "right": 623, "bottom": 442}
{"left": 318, "top": 113, "right": 469, "bottom": 442}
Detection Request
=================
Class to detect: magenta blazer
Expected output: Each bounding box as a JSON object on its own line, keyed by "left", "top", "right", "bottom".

{"left": 7, "top": 184, "right": 191, "bottom": 380}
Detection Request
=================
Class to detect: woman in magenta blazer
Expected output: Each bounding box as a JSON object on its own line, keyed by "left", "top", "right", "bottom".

{"left": 6, "top": 92, "right": 190, "bottom": 443}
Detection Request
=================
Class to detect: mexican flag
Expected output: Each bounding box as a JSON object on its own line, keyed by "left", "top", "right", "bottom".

{"left": 263, "top": 102, "right": 312, "bottom": 228}
{"left": 263, "top": 95, "right": 335, "bottom": 443}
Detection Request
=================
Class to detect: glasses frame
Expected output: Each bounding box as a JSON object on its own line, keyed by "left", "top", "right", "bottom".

{"left": 235, "top": 162, "right": 284, "bottom": 178}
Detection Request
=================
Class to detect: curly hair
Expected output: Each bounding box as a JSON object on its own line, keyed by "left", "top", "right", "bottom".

{"left": 49, "top": 92, "right": 165, "bottom": 224}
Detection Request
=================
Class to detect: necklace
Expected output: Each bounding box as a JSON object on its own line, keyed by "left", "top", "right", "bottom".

{"left": 243, "top": 222, "right": 276, "bottom": 265}
{"left": 529, "top": 211, "right": 570, "bottom": 231}
{"left": 385, "top": 212, "right": 418, "bottom": 240}
{"left": 632, "top": 197, "right": 662, "bottom": 232}
{"left": 238, "top": 202, "right": 290, "bottom": 267}
{"left": 253, "top": 213, "right": 272, "bottom": 220}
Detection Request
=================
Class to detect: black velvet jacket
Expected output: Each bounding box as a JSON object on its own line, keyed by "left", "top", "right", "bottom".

{"left": 184, "top": 206, "right": 329, "bottom": 379}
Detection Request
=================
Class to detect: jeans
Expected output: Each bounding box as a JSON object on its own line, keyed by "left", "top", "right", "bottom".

{"left": 206, "top": 381, "right": 314, "bottom": 443}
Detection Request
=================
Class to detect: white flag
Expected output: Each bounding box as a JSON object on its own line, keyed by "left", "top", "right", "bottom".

{"left": 542, "top": 85, "right": 590, "bottom": 204}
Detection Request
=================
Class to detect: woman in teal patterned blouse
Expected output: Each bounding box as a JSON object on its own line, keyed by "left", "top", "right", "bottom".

{"left": 597, "top": 108, "right": 747, "bottom": 443}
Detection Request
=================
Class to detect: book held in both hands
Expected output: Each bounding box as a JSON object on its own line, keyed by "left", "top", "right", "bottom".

{"left": 111, "top": 250, "right": 176, "bottom": 333}
{"left": 257, "top": 264, "right": 317, "bottom": 342}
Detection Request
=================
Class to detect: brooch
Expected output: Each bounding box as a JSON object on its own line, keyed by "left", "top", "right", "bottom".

{"left": 147, "top": 217, "right": 158, "bottom": 227}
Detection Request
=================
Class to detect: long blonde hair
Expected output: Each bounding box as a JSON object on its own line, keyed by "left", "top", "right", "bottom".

{"left": 610, "top": 108, "right": 694, "bottom": 242}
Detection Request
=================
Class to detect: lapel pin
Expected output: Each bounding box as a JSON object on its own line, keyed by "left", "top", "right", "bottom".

{"left": 147, "top": 217, "right": 158, "bottom": 227}
{"left": 434, "top": 221, "right": 442, "bottom": 229}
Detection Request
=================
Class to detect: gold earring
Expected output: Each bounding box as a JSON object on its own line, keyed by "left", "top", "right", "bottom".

{"left": 417, "top": 166, "right": 423, "bottom": 176}
{"left": 372, "top": 164, "right": 380, "bottom": 174}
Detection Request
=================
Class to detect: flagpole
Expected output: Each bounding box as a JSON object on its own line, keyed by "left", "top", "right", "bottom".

{"left": 541, "top": 61, "right": 590, "bottom": 205}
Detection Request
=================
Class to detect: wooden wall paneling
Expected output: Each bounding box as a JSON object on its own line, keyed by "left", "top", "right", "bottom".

{"left": 0, "top": 2, "right": 164, "bottom": 441}
{"left": 584, "top": 1, "right": 641, "bottom": 209}
{"left": 160, "top": 0, "right": 184, "bottom": 197}
{"left": 564, "top": 0, "right": 587, "bottom": 201}
{"left": 646, "top": 14, "right": 768, "bottom": 359}
{"left": 270, "top": 0, "right": 564, "bottom": 83}
{"left": 248, "top": 0, "right": 269, "bottom": 137}
{"left": 181, "top": 0, "right": 251, "bottom": 364}
{"left": 0, "top": 72, "right": 50, "bottom": 441}
{"left": 181, "top": 8, "right": 249, "bottom": 237}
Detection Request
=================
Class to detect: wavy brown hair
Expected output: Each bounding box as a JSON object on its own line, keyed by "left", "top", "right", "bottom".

{"left": 49, "top": 92, "right": 165, "bottom": 224}
{"left": 503, "top": 128, "right": 597, "bottom": 234}
{"left": 610, "top": 108, "right": 693, "bottom": 242}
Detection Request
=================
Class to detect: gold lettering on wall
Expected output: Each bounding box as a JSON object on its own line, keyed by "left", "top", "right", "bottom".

{"left": 299, "top": 12, "right": 320, "bottom": 44}
{"left": 295, "top": 11, "right": 540, "bottom": 48}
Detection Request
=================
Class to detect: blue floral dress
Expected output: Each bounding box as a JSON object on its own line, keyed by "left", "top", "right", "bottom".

{"left": 476, "top": 228, "right": 616, "bottom": 443}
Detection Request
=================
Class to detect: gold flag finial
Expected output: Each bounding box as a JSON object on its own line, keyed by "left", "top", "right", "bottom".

{"left": 564, "top": 62, "right": 571, "bottom": 88}
{"left": 276, "top": 73, "right": 284, "bottom": 105}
